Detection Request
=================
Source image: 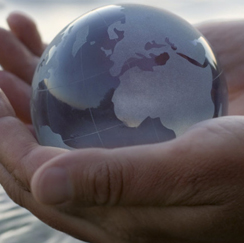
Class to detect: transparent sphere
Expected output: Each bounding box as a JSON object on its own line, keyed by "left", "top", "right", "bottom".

{"left": 31, "top": 4, "right": 228, "bottom": 149}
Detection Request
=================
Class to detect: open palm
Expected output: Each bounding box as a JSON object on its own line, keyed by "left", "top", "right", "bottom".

{"left": 1, "top": 13, "right": 244, "bottom": 243}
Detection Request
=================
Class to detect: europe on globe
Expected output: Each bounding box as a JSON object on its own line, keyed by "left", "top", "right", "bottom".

{"left": 31, "top": 4, "right": 228, "bottom": 149}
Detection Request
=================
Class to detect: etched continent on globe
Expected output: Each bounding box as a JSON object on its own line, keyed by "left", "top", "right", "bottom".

{"left": 31, "top": 4, "right": 228, "bottom": 149}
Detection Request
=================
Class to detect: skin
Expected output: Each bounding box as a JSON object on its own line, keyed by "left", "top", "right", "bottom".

{"left": 1, "top": 12, "right": 244, "bottom": 243}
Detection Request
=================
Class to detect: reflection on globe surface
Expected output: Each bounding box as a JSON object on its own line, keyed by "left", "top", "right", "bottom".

{"left": 31, "top": 4, "right": 228, "bottom": 149}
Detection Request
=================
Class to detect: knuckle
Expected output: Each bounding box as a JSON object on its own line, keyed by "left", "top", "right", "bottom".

{"left": 92, "top": 153, "right": 125, "bottom": 206}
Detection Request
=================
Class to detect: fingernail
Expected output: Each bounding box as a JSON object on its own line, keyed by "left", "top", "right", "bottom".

{"left": 34, "top": 167, "right": 72, "bottom": 204}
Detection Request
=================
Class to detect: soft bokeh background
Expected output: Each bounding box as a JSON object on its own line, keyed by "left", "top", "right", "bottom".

{"left": 1, "top": 0, "right": 244, "bottom": 42}
{"left": 0, "top": 0, "right": 243, "bottom": 242}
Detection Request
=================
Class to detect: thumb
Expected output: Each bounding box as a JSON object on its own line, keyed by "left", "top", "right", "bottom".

{"left": 31, "top": 116, "right": 244, "bottom": 206}
{"left": 31, "top": 142, "right": 180, "bottom": 206}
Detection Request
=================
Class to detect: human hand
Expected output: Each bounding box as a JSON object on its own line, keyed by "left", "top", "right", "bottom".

{"left": 1, "top": 13, "right": 244, "bottom": 243}
{"left": 198, "top": 20, "right": 244, "bottom": 115}
{"left": 0, "top": 11, "right": 45, "bottom": 124}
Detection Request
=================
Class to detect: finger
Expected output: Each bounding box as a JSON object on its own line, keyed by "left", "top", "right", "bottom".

{"left": 31, "top": 116, "right": 244, "bottom": 207}
{"left": 7, "top": 12, "right": 45, "bottom": 57}
{"left": 0, "top": 89, "right": 67, "bottom": 192}
{"left": 0, "top": 70, "right": 32, "bottom": 123}
{"left": 0, "top": 27, "right": 38, "bottom": 84}
{"left": 198, "top": 20, "right": 244, "bottom": 93}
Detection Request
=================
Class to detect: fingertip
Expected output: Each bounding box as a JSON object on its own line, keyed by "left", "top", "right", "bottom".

{"left": 7, "top": 11, "right": 44, "bottom": 57}
{"left": 7, "top": 11, "right": 37, "bottom": 37}
{"left": 31, "top": 165, "right": 73, "bottom": 205}
{"left": 7, "top": 11, "right": 33, "bottom": 26}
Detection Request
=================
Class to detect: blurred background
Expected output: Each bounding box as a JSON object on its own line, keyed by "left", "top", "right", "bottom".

{"left": 0, "top": 0, "right": 243, "bottom": 242}
{"left": 0, "top": 0, "right": 244, "bottom": 42}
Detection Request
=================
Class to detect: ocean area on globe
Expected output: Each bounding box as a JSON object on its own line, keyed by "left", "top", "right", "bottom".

{"left": 31, "top": 4, "right": 228, "bottom": 149}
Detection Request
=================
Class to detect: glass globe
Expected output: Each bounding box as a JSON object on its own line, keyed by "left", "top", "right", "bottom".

{"left": 31, "top": 4, "right": 228, "bottom": 149}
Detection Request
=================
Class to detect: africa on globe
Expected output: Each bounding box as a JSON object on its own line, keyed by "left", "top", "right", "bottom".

{"left": 31, "top": 4, "right": 228, "bottom": 149}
